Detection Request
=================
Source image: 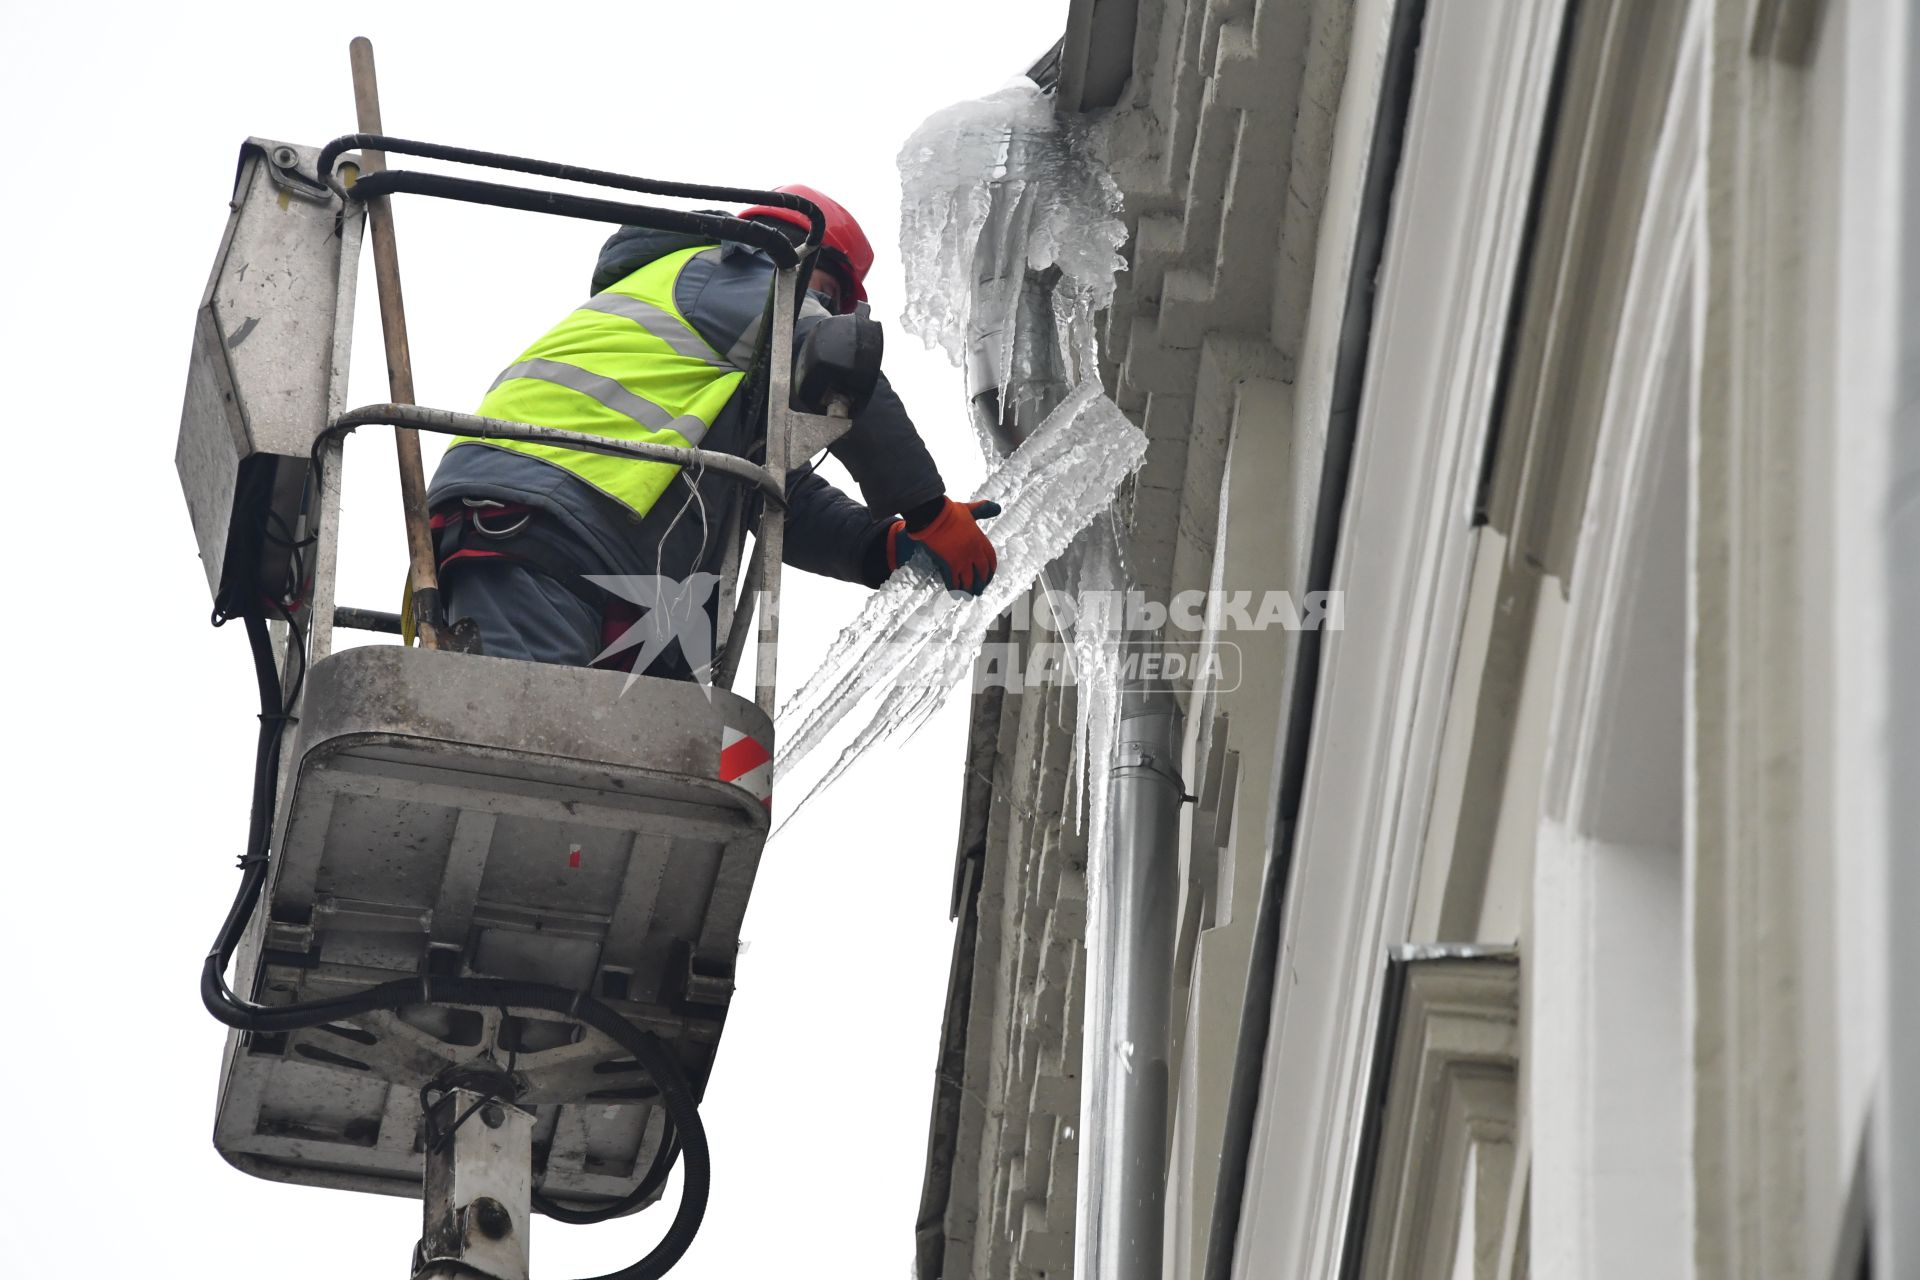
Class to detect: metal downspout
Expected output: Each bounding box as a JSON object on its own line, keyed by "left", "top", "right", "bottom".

{"left": 966, "top": 116, "right": 1185, "bottom": 1279}
{"left": 1093, "top": 681, "right": 1183, "bottom": 1279}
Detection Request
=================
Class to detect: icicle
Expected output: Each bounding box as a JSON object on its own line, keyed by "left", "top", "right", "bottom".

{"left": 887, "top": 80, "right": 1150, "bottom": 1280}
{"left": 773, "top": 386, "right": 1146, "bottom": 823}
{"left": 896, "top": 80, "right": 1057, "bottom": 370}
{"left": 772, "top": 79, "right": 1139, "bottom": 837}
{"left": 896, "top": 78, "right": 1128, "bottom": 412}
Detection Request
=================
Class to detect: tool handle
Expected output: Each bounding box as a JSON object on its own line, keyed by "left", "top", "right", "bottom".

{"left": 350, "top": 36, "right": 446, "bottom": 650}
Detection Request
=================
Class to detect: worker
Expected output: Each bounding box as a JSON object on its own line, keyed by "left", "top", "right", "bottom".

{"left": 423, "top": 184, "right": 1000, "bottom": 679}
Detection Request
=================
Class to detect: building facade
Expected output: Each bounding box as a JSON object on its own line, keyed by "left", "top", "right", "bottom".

{"left": 915, "top": 0, "right": 1920, "bottom": 1278}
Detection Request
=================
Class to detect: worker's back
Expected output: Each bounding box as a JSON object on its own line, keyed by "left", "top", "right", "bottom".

{"left": 424, "top": 222, "right": 951, "bottom": 669}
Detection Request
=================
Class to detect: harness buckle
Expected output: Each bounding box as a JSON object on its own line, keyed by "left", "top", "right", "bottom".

{"left": 461, "top": 498, "right": 532, "bottom": 539}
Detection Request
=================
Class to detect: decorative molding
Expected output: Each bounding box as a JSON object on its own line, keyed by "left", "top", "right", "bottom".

{"left": 1538, "top": 2, "right": 1703, "bottom": 846}
{"left": 1747, "top": 0, "right": 1828, "bottom": 63}
{"left": 1485, "top": 0, "right": 1694, "bottom": 581}
{"left": 1096, "top": 0, "right": 1354, "bottom": 605}
{"left": 1517, "top": 8, "right": 1703, "bottom": 1277}
{"left": 1693, "top": 0, "right": 1828, "bottom": 1270}
{"left": 913, "top": 631, "right": 1089, "bottom": 1280}
{"left": 1343, "top": 950, "right": 1522, "bottom": 1280}
{"left": 1227, "top": 0, "right": 1572, "bottom": 1274}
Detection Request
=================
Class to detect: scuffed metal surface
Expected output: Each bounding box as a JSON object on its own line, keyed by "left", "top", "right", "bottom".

{"left": 216, "top": 645, "right": 771, "bottom": 1214}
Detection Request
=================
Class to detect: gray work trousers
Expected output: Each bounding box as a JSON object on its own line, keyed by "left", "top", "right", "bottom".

{"left": 444, "top": 560, "right": 604, "bottom": 667}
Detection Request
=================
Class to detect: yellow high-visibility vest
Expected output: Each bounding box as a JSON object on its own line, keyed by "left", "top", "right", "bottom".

{"left": 449, "top": 244, "right": 746, "bottom": 517}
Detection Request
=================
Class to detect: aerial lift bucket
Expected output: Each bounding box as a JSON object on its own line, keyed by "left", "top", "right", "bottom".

{"left": 177, "top": 56, "right": 876, "bottom": 1277}
{"left": 215, "top": 645, "right": 774, "bottom": 1204}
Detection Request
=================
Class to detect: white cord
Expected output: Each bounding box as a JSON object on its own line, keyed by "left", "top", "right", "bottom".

{"left": 649, "top": 463, "right": 712, "bottom": 677}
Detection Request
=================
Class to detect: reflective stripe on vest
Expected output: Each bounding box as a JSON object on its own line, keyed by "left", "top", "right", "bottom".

{"left": 450, "top": 244, "right": 745, "bottom": 518}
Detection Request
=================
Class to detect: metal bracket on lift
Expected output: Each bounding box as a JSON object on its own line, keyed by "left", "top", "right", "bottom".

{"left": 747, "top": 265, "right": 862, "bottom": 715}
{"left": 789, "top": 402, "right": 856, "bottom": 465}
{"left": 412, "top": 1086, "right": 534, "bottom": 1280}
{"left": 249, "top": 136, "right": 338, "bottom": 204}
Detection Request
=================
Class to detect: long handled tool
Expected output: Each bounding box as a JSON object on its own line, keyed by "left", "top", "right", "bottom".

{"left": 349, "top": 36, "right": 446, "bottom": 650}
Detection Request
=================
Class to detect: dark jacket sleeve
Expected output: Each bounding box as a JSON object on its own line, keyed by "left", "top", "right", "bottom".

{"left": 821, "top": 366, "right": 948, "bottom": 520}
{"left": 781, "top": 467, "right": 894, "bottom": 586}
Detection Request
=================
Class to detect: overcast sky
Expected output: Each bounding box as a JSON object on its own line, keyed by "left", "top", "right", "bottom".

{"left": 0, "top": 3, "right": 1065, "bottom": 1275}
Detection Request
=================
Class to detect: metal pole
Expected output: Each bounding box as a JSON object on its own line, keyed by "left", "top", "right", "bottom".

{"left": 349, "top": 35, "right": 446, "bottom": 651}
{"left": 412, "top": 1089, "right": 534, "bottom": 1280}
{"left": 753, "top": 266, "right": 799, "bottom": 718}
{"left": 717, "top": 535, "right": 764, "bottom": 690}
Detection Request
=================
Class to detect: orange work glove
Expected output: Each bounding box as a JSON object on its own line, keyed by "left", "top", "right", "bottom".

{"left": 886, "top": 497, "right": 1003, "bottom": 595}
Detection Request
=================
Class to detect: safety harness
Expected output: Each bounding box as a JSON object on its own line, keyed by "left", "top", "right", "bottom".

{"left": 431, "top": 498, "right": 651, "bottom": 667}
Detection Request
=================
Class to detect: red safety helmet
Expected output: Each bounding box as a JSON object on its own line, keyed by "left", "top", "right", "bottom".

{"left": 738, "top": 183, "right": 873, "bottom": 311}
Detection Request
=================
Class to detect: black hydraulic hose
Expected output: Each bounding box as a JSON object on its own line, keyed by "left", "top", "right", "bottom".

{"left": 354, "top": 170, "right": 803, "bottom": 264}
{"left": 313, "top": 133, "right": 826, "bottom": 236}
{"left": 206, "top": 613, "right": 708, "bottom": 1279}
{"left": 203, "top": 615, "right": 301, "bottom": 1029}
{"left": 210, "top": 612, "right": 292, "bottom": 938}
{"left": 313, "top": 133, "right": 823, "bottom": 263}
{"left": 203, "top": 972, "right": 710, "bottom": 1279}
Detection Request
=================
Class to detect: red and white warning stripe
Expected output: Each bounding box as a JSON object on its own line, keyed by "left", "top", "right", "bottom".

{"left": 719, "top": 726, "right": 773, "bottom": 809}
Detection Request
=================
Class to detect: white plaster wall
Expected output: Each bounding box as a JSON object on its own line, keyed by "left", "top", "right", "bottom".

{"left": 1231, "top": 0, "right": 1573, "bottom": 1270}
{"left": 1163, "top": 375, "right": 1306, "bottom": 1280}
{"left": 1816, "top": 0, "right": 1904, "bottom": 1263}
{"left": 1787, "top": 0, "right": 1918, "bottom": 1268}
{"left": 1532, "top": 829, "right": 1691, "bottom": 1278}
{"left": 1692, "top": 0, "right": 1909, "bottom": 1269}
{"left": 1476, "top": 590, "right": 1565, "bottom": 946}
{"left": 1530, "top": 402, "right": 1692, "bottom": 1277}
{"left": 1792, "top": 0, "right": 1852, "bottom": 1253}
{"left": 1528, "top": 4, "right": 1700, "bottom": 1264}
{"left": 1409, "top": 528, "right": 1505, "bottom": 944}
